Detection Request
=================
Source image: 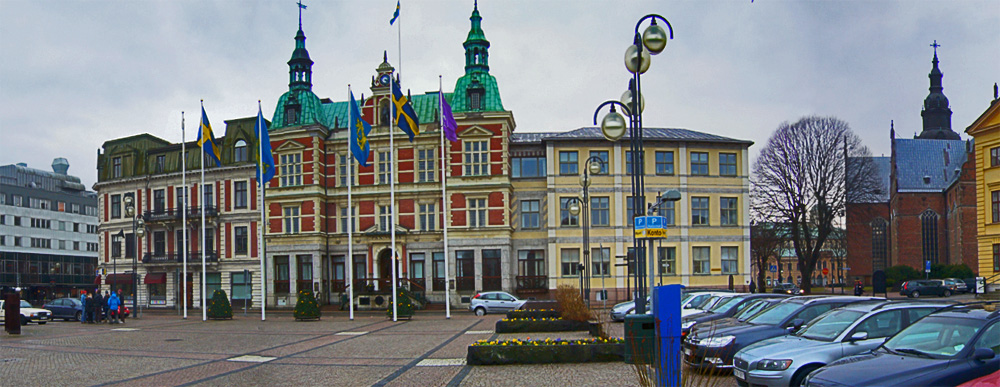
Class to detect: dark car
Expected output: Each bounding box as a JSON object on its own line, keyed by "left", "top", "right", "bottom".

{"left": 772, "top": 283, "right": 804, "bottom": 295}
{"left": 804, "top": 304, "right": 1000, "bottom": 387}
{"left": 43, "top": 297, "right": 84, "bottom": 321}
{"left": 683, "top": 296, "right": 882, "bottom": 370}
{"left": 681, "top": 294, "right": 790, "bottom": 337}
{"left": 899, "top": 279, "right": 951, "bottom": 298}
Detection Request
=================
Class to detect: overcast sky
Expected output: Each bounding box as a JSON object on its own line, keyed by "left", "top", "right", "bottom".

{"left": 1, "top": 0, "right": 997, "bottom": 189}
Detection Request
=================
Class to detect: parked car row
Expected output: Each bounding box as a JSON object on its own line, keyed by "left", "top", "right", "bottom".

{"left": 0, "top": 298, "right": 131, "bottom": 325}
{"left": 679, "top": 293, "right": 998, "bottom": 387}
{"left": 609, "top": 290, "right": 736, "bottom": 322}
{"left": 899, "top": 278, "right": 976, "bottom": 297}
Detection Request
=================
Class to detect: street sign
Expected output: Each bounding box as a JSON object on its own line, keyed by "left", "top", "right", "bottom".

{"left": 634, "top": 216, "right": 667, "bottom": 239}
{"left": 769, "top": 265, "right": 777, "bottom": 273}
{"left": 925, "top": 260, "right": 931, "bottom": 273}
{"left": 822, "top": 268, "right": 829, "bottom": 276}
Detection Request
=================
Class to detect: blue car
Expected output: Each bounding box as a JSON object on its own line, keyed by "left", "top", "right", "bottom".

{"left": 804, "top": 305, "right": 1000, "bottom": 387}
{"left": 42, "top": 297, "right": 84, "bottom": 321}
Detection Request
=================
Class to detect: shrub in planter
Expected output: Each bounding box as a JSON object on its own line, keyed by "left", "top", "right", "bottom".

{"left": 294, "top": 289, "right": 321, "bottom": 321}
{"left": 506, "top": 309, "right": 561, "bottom": 320}
{"left": 386, "top": 288, "right": 414, "bottom": 319}
{"left": 554, "top": 285, "right": 590, "bottom": 322}
{"left": 467, "top": 337, "right": 624, "bottom": 365}
{"left": 207, "top": 289, "right": 233, "bottom": 320}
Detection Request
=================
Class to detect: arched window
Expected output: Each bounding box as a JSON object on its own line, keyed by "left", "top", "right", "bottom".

{"left": 871, "top": 218, "right": 887, "bottom": 271}
{"left": 234, "top": 140, "right": 247, "bottom": 163}
{"left": 379, "top": 99, "right": 390, "bottom": 126}
{"left": 920, "top": 210, "right": 939, "bottom": 265}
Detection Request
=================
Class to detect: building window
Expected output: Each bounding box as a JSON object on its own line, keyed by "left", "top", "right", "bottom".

{"left": 378, "top": 205, "right": 391, "bottom": 232}
{"left": 202, "top": 184, "right": 214, "bottom": 210}
{"left": 468, "top": 198, "right": 487, "bottom": 227}
{"left": 591, "top": 197, "right": 610, "bottom": 227}
{"left": 994, "top": 244, "right": 1000, "bottom": 271}
{"left": 205, "top": 273, "right": 222, "bottom": 298}
{"left": 339, "top": 154, "right": 354, "bottom": 187}
{"left": 719, "top": 153, "right": 737, "bottom": 176}
{"left": 155, "top": 155, "right": 165, "bottom": 173}
{"left": 110, "top": 194, "right": 122, "bottom": 219}
{"left": 279, "top": 153, "right": 302, "bottom": 187}
{"left": 231, "top": 271, "right": 251, "bottom": 301}
{"left": 13, "top": 195, "right": 23, "bottom": 207}
{"left": 72, "top": 203, "right": 80, "bottom": 214}
{"left": 659, "top": 246, "right": 676, "bottom": 276}
{"left": 283, "top": 207, "right": 300, "bottom": 234}
{"left": 660, "top": 201, "right": 675, "bottom": 225}
{"left": 419, "top": 203, "right": 436, "bottom": 231}
{"left": 993, "top": 191, "right": 1000, "bottom": 223}
{"left": 521, "top": 200, "right": 540, "bottom": 229}
{"left": 626, "top": 196, "right": 636, "bottom": 226}
{"left": 234, "top": 140, "right": 248, "bottom": 163}
{"left": 432, "top": 252, "right": 445, "bottom": 291}
{"left": 464, "top": 140, "right": 489, "bottom": 176}
{"left": 655, "top": 151, "right": 674, "bottom": 175}
{"left": 296, "top": 255, "right": 313, "bottom": 293}
{"left": 626, "top": 151, "right": 635, "bottom": 175}
{"left": 378, "top": 151, "right": 391, "bottom": 184}
{"left": 153, "top": 189, "right": 165, "bottom": 213}
{"left": 483, "top": 249, "right": 502, "bottom": 291}
{"left": 512, "top": 156, "right": 546, "bottom": 178}
{"left": 340, "top": 206, "right": 354, "bottom": 233}
{"left": 992, "top": 147, "right": 1000, "bottom": 167}
{"left": 693, "top": 247, "right": 711, "bottom": 275}
{"left": 204, "top": 228, "right": 215, "bottom": 254}
{"left": 175, "top": 187, "right": 187, "bottom": 211}
{"left": 469, "top": 88, "right": 484, "bottom": 110}
{"left": 692, "top": 197, "right": 710, "bottom": 225}
{"left": 234, "top": 181, "right": 248, "bottom": 209}
{"left": 274, "top": 256, "right": 290, "bottom": 294}
{"left": 518, "top": 250, "right": 545, "bottom": 277}
{"left": 153, "top": 231, "right": 165, "bottom": 257}
{"left": 871, "top": 218, "right": 888, "bottom": 271}
{"left": 417, "top": 148, "right": 435, "bottom": 182}
{"left": 112, "top": 234, "right": 122, "bottom": 258}
{"left": 690, "top": 152, "right": 709, "bottom": 175}
{"left": 592, "top": 247, "right": 610, "bottom": 277}
{"left": 409, "top": 253, "right": 425, "bottom": 281}
{"left": 113, "top": 157, "right": 122, "bottom": 178}
{"left": 560, "top": 197, "right": 579, "bottom": 227}
{"left": 456, "top": 250, "right": 475, "bottom": 291}
{"left": 232, "top": 226, "right": 247, "bottom": 255}
{"left": 589, "top": 151, "right": 609, "bottom": 174}
{"left": 559, "top": 151, "right": 578, "bottom": 175}
{"left": 920, "top": 210, "right": 939, "bottom": 264}
{"left": 720, "top": 197, "right": 738, "bottom": 226}
{"left": 561, "top": 248, "right": 580, "bottom": 277}
{"left": 721, "top": 246, "right": 739, "bottom": 274}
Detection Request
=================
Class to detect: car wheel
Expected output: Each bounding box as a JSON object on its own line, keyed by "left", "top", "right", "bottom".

{"left": 914, "top": 290, "right": 921, "bottom": 298}
{"left": 75, "top": 311, "right": 82, "bottom": 322}
{"left": 474, "top": 307, "right": 486, "bottom": 316}
{"left": 943, "top": 290, "right": 951, "bottom": 297}
{"left": 791, "top": 364, "right": 822, "bottom": 387}
{"left": 39, "top": 321, "right": 46, "bottom": 325}
{"left": 21, "top": 316, "right": 28, "bottom": 326}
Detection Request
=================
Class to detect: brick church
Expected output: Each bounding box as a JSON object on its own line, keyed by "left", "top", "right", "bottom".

{"left": 846, "top": 47, "right": 978, "bottom": 285}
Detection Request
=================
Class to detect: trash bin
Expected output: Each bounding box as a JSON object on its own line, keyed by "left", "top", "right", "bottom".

{"left": 624, "top": 313, "right": 656, "bottom": 364}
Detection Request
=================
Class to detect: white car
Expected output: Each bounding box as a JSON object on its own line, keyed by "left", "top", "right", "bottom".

{"left": 0, "top": 299, "right": 52, "bottom": 325}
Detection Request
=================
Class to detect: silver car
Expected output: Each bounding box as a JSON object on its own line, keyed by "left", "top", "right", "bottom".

{"left": 469, "top": 291, "right": 527, "bottom": 316}
{"left": 733, "top": 301, "right": 947, "bottom": 387}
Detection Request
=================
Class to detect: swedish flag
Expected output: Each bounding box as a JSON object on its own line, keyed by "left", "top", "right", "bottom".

{"left": 391, "top": 77, "right": 420, "bottom": 142}
{"left": 197, "top": 106, "right": 222, "bottom": 167}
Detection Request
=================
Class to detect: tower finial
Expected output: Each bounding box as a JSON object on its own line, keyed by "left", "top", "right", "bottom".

{"left": 930, "top": 40, "right": 940, "bottom": 58}
{"left": 297, "top": 0, "right": 307, "bottom": 30}
{"left": 474, "top": 0, "right": 478, "bottom": 11}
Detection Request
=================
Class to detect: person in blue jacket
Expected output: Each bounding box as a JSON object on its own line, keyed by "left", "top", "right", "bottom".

{"left": 107, "top": 291, "right": 121, "bottom": 324}
{"left": 80, "top": 290, "right": 87, "bottom": 324}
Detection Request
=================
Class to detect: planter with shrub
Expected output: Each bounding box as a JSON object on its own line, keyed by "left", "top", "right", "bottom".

{"left": 294, "top": 290, "right": 321, "bottom": 321}
{"left": 207, "top": 289, "right": 233, "bottom": 320}
{"left": 495, "top": 317, "right": 590, "bottom": 333}
{"left": 505, "top": 309, "right": 561, "bottom": 320}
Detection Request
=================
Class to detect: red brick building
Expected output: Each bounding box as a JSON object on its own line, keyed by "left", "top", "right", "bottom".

{"left": 846, "top": 50, "right": 978, "bottom": 284}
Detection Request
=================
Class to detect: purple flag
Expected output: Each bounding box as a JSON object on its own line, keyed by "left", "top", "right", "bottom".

{"left": 440, "top": 92, "right": 458, "bottom": 143}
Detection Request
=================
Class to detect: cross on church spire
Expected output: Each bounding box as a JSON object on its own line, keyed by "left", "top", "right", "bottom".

{"left": 297, "top": 0, "right": 307, "bottom": 30}
{"left": 930, "top": 40, "right": 940, "bottom": 56}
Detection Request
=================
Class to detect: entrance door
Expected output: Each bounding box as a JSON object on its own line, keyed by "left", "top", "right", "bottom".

{"left": 176, "top": 273, "right": 194, "bottom": 309}
{"left": 378, "top": 249, "right": 392, "bottom": 292}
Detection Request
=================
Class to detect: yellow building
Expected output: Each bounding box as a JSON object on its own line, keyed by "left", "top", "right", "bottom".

{"left": 511, "top": 128, "right": 753, "bottom": 304}
{"left": 966, "top": 92, "right": 1000, "bottom": 280}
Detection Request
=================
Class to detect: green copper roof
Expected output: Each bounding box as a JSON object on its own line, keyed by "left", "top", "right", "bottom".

{"left": 452, "top": 73, "right": 503, "bottom": 112}
{"left": 451, "top": 2, "right": 504, "bottom": 113}
{"left": 466, "top": 2, "right": 486, "bottom": 42}
{"left": 271, "top": 89, "right": 326, "bottom": 130}
{"left": 317, "top": 92, "right": 453, "bottom": 129}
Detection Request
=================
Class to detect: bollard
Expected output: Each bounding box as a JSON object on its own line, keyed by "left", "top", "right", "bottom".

{"left": 653, "top": 284, "right": 683, "bottom": 387}
{"left": 5, "top": 293, "right": 21, "bottom": 335}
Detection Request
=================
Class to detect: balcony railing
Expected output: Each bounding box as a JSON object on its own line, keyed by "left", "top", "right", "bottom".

{"left": 142, "top": 206, "right": 218, "bottom": 223}
{"left": 142, "top": 250, "right": 218, "bottom": 264}
{"left": 515, "top": 275, "right": 548, "bottom": 294}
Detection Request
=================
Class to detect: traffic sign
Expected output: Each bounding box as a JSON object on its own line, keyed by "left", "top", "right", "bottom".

{"left": 634, "top": 216, "right": 667, "bottom": 239}
{"left": 822, "top": 268, "right": 829, "bottom": 276}
{"left": 925, "top": 260, "right": 931, "bottom": 273}
{"left": 769, "top": 265, "right": 777, "bottom": 273}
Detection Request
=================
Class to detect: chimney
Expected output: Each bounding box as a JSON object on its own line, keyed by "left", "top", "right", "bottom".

{"left": 52, "top": 158, "right": 69, "bottom": 175}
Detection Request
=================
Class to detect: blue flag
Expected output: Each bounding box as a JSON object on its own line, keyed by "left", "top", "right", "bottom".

{"left": 389, "top": 0, "right": 400, "bottom": 25}
{"left": 349, "top": 90, "right": 372, "bottom": 167}
{"left": 255, "top": 104, "right": 275, "bottom": 185}
{"left": 391, "top": 77, "right": 420, "bottom": 142}
{"left": 197, "top": 106, "right": 222, "bottom": 167}
{"left": 440, "top": 92, "right": 458, "bottom": 143}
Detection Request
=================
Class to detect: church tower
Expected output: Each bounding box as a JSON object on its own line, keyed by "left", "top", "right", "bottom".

{"left": 916, "top": 41, "right": 959, "bottom": 140}
{"left": 272, "top": 4, "right": 324, "bottom": 129}
{"left": 451, "top": 1, "right": 504, "bottom": 113}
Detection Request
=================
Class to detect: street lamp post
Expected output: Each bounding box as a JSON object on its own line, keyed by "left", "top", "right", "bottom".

{"left": 123, "top": 195, "right": 145, "bottom": 319}
{"left": 568, "top": 157, "right": 605, "bottom": 308}
{"left": 595, "top": 14, "right": 672, "bottom": 315}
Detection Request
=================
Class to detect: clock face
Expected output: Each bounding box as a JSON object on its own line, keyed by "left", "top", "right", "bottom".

{"left": 379, "top": 74, "right": 391, "bottom": 86}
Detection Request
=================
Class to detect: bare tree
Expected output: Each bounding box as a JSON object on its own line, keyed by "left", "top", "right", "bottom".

{"left": 752, "top": 116, "right": 881, "bottom": 294}
{"left": 750, "top": 186, "right": 785, "bottom": 293}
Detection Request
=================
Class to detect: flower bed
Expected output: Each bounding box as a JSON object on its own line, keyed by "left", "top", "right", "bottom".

{"left": 468, "top": 338, "right": 624, "bottom": 365}
{"left": 505, "top": 309, "right": 561, "bottom": 320}
{"left": 495, "top": 317, "right": 590, "bottom": 333}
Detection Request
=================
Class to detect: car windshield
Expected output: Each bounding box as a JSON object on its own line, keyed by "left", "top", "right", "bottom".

{"left": 735, "top": 300, "right": 768, "bottom": 320}
{"left": 709, "top": 296, "right": 745, "bottom": 313}
{"left": 20, "top": 300, "right": 32, "bottom": 308}
{"left": 798, "top": 309, "right": 866, "bottom": 341}
{"left": 882, "top": 316, "right": 982, "bottom": 358}
{"left": 747, "top": 302, "right": 802, "bottom": 325}
{"left": 697, "top": 296, "right": 720, "bottom": 310}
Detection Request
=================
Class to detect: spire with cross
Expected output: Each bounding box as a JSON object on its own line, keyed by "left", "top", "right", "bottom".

{"left": 930, "top": 40, "right": 940, "bottom": 57}
{"left": 297, "top": 0, "right": 307, "bottom": 30}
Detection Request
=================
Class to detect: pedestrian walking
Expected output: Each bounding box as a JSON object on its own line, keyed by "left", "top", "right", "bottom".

{"left": 116, "top": 289, "right": 125, "bottom": 323}
{"left": 80, "top": 290, "right": 87, "bottom": 324}
{"left": 749, "top": 280, "right": 757, "bottom": 294}
{"left": 107, "top": 291, "right": 121, "bottom": 324}
{"left": 85, "top": 293, "right": 95, "bottom": 323}
{"left": 92, "top": 290, "right": 104, "bottom": 323}
{"left": 103, "top": 291, "right": 111, "bottom": 323}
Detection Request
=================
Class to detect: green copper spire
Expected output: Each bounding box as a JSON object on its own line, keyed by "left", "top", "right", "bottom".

{"left": 272, "top": 5, "right": 323, "bottom": 129}
{"left": 452, "top": 0, "right": 504, "bottom": 113}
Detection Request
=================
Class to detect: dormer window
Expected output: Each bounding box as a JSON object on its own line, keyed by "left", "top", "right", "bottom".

{"left": 234, "top": 140, "right": 248, "bottom": 163}
{"left": 469, "top": 87, "right": 484, "bottom": 110}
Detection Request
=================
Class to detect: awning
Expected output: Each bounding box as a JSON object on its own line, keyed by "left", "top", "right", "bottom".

{"left": 94, "top": 275, "right": 102, "bottom": 285}
{"left": 144, "top": 273, "right": 167, "bottom": 284}
{"left": 105, "top": 273, "right": 135, "bottom": 285}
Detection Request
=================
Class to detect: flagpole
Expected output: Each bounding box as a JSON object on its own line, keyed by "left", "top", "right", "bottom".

{"left": 390, "top": 78, "right": 398, "bottom": 323}
{"left": 200, "top": 100, "right": 207, "bottom": 322}
{"left": 439, "top": 76, "right": 451, "bottom": 319}
{"left": 182, "top": 112, "right": 188, "bottom": 319}
{"left": 347, "top": 86, "right": 355, "bottom": 321}
{"left": 258, "top": 100, "right": 267, "bottom": 322}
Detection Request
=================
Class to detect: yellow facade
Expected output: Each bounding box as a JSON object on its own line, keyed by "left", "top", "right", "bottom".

{"left": 966, "top": 98, "right": 1000, "bottom": 279}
